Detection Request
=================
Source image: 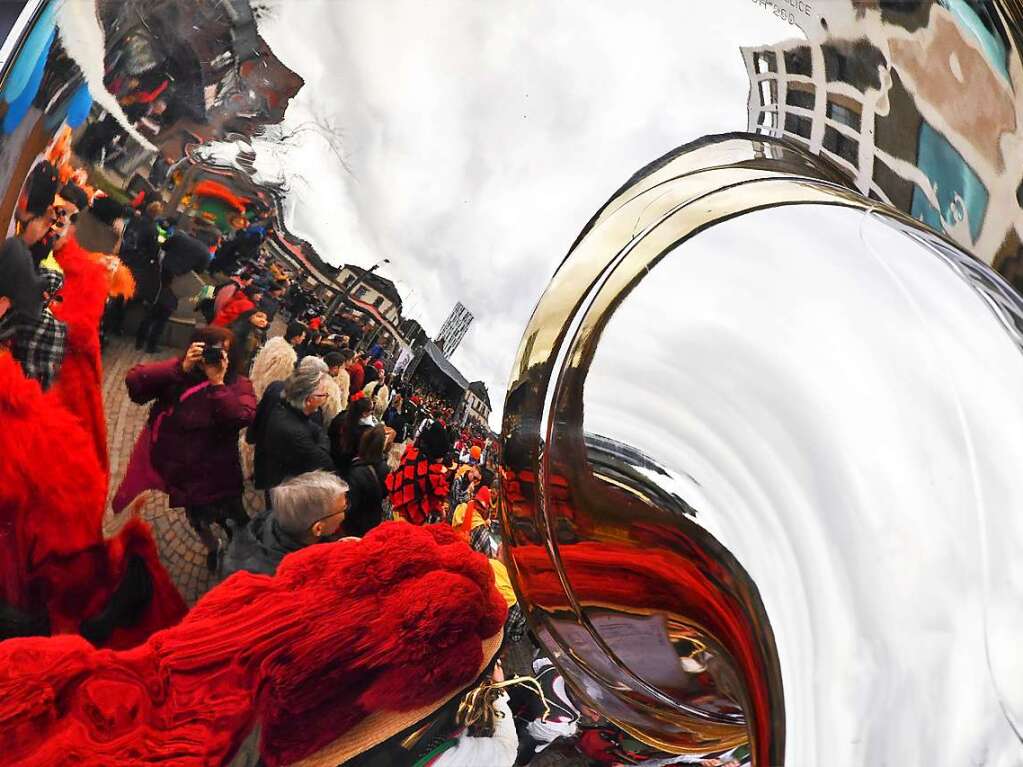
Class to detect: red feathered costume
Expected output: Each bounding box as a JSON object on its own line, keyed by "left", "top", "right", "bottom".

{"left": 0, "top": 240, "right": 185, "bottom": 647}
{"left": 0, "top": 523, "right": 507, "bottom": 767}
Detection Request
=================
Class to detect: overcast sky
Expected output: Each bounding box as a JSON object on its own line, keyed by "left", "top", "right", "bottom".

{"left": 256, "top": 1, "right": 791, "bottom": 430}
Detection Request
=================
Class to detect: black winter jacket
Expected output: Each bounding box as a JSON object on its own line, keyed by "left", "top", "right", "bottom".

{"left": 343, "top": 458, "right": 388, "bottom": 537}
{"left": 220, "top": 509, "right": 307, "bottom": 577}
{"left": 252, "top": 394, "right": 334, "bottom": 490}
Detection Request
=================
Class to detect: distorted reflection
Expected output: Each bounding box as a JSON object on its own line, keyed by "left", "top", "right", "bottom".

{"left": 502, "top": 131, "right": 1023, "bottom": 764}
{"left": 2, "top": 0, "right": 1023, "bottom": 765}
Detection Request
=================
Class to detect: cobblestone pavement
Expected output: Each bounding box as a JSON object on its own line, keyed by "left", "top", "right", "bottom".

{"left": 101, "top": 337, "right": 264, "bottom": 605}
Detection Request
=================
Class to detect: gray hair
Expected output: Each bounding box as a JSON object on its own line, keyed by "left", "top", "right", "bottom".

{"left": 284, "top": 357, "right": 328, "bottom": 410}
{"left": 271, "top": 470, "right": 349, "bottom": 537}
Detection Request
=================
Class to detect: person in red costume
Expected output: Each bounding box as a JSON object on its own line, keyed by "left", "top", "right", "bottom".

{"left": 0, "top": 231, "right": 186, "bottom": 646}
{"left": 212, "top": 285, "right": 262, "bottom": 327}
{"left": 0, "top": 523, "right": 507, "bottom": 767}
{"left": 387, "top": 420, "right": 452, "bottom": 525}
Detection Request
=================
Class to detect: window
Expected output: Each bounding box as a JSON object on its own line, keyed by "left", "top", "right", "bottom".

{"left": 757, "top": 110, "right": 778, "bottom": 130}
{"left": 758, "top": 78, "right": 778, "bottom": 106}
{"left": 784, "top": 113, "right": 812, "bottom": 139}
{"left": 823, "top": 126, "right": 858, "bottom": 164}
{"left": 826, "top": 100, "right": 861, "bottom": 131}
{"left": 355, "top": 286, "right": 368, "bottom": 299}
{"left": 374, "top": 296, "right": 384, "bottom": 308}
{"left": 755, "top": 51, "right": 777, "bottom": 74}
{"left": 786, "top": 86, "right": 815, "bottom": 110}
{"left": 783, "top": 47, "right": 812, "bottom": 76}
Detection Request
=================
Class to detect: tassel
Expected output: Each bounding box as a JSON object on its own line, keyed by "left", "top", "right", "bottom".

{"left": 456, "top": 675, "right": 551, "bottom": 737}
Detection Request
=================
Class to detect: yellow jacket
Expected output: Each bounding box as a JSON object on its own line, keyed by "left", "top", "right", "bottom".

{"left": 452, "top": 501, "right": 487, "bottom": 532}
{"left": 489, "top": 559, "right": 517, "bottom": 607}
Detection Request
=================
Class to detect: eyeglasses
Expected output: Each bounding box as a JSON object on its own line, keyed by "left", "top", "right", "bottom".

{"left": 310, "top": 507, "right": 345, "bottom": 529}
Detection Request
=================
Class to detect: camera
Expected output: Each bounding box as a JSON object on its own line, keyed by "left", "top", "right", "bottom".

{"left": 202, "top": 344, "right": 225, "bottom": 364}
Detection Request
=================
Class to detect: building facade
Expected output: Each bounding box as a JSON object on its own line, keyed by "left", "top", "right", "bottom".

{"left": 435, "top": 302, "right": 473, "bottom": 358}
{"left": 335, "top": 264, "right": 403, "bottom": 324}
{"left": 460, "top": 380, "right": 491, "bottom": 429}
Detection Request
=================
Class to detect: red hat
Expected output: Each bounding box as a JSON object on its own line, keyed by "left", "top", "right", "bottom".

{"left": 475, "top": 485, "right": 492, "bottom": 507}
{"left": 470, "top": 445, "right": 482, "bottom": 461}
{"left": 373, "top": 360, "right": 384, "bottom": 370}
{"left": 0, "top": 523, "right": 506, "bottom": 767}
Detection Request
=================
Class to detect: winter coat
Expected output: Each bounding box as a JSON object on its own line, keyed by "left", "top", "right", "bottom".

{"left": 220, "top": 508, "right": 307, "bottom": 578}
{"left": 322, "top": 367, "right": 350, "bottom": 425}
{"left": 118, "top": 215, "right": 160, "bottom": 303}
{"left": 346, "top": 361, "right": 365, "bottom": 394}
{"left": 212, "top": 292, "right": 255, "bottom": 327}
{"left": 213, "top": 279, "right": 243, "bottom": 315}
{"left": 252, "top": 397, "right": 334, "bottom": 490}
{"left": 248, "top": 335, "right": 297, "bottom": 400}
{"left": 343, "top": 458, "right": 389, "bottom": 537}
{"left": 362, "top": 380, "right": 389, "bottom": 420}
{"left": 125, "top": 357, "right": 256, "bottom": 507}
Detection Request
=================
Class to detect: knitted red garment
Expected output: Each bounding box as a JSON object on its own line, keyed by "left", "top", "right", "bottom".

{"left": 0, "top": 243, "right": 186, "bottom": 647}
{"left": 0, "top": 523, "right": 508, "bottom": 766}
{"left": 386, "top": 444, "right": 450, "bottom": 524}
{"left": 53, "top": 237, "right": 110, "bottom": 476}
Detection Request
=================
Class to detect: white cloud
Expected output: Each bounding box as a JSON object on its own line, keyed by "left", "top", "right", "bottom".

{"left": 256, "top": 0, "right": 792, "bottom": 430}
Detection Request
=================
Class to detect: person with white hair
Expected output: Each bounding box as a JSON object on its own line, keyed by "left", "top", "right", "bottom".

{"left": 250, "top": 356, "right": 334, "bottom": 493}
{"left": 219, "top": 470, "right": 349, "bottom": 578}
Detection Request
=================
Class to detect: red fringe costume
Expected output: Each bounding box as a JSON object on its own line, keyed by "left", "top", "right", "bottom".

{"left": 386, "top": 444, "right": 451, "bottom": 525}
{"left": 0, "top": 523, "right": 507, "bottom": 766}
{"left": 0, "top": 242, "right": 185, "bottom": 647}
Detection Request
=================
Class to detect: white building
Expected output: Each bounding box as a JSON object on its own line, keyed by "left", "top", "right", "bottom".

{"left": 460, "top": 380, "right": 491, "bottom": 429}
{"left": 335, "top": 264, "right": 403, "bottom": 324}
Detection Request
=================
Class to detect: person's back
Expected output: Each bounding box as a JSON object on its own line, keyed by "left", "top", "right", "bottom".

{"left": 344, "top": 458, "right": 387, "bottom": 537}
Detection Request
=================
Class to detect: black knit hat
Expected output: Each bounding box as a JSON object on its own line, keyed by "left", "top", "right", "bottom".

{"left": 419, "top": 420, "right": 451, "bottom": 461}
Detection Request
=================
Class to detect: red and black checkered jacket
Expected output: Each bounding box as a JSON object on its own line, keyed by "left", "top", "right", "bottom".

{"left": 385, "top": 444, "right": 450, "bottom": 525}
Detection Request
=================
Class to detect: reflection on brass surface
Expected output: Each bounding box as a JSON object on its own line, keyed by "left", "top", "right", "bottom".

{"left": 501, "top": 132, "right": 1023, "bottom": 765}
{"left": 502, "top": 3, "right": 1023, "bottom": 763}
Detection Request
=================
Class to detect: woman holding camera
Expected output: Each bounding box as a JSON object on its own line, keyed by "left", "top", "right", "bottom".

{"left": 121, "top": 325, "right": 256, "bottom": 570}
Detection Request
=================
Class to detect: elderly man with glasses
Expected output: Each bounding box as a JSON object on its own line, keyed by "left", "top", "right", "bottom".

{"left": 220, "top": 470, "right": 349, "bottom": 578}
{"left": 250, "top": 356, "right": 336, "bottom": 498}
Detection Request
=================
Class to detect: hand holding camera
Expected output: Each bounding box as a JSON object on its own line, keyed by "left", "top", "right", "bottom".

{"left": 182, "top": 341, "right": 205, "bottom": 373}
{"left": 202, "top": 343, "right": 227, "bottom": 386}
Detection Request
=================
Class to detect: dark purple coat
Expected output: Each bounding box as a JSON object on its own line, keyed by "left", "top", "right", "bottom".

{"left": 125, "top": 357, "right": 256, "bottom": 507}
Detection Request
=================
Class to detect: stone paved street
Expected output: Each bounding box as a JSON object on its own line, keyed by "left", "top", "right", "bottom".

{"left": 101, "top": 337, "right": 265, "bottom": 606}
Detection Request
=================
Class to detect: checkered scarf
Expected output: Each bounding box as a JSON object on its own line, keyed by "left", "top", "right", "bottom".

{"left": 12, "top": 269, "right": 66, "bottom": 389}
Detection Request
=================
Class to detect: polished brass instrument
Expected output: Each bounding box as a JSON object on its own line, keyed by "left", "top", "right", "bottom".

{"left": 501, "top": 2, "right": 1023, "bottom": 764}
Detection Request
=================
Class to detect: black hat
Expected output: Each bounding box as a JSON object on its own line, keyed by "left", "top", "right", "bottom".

{"left": 58, "top": 183, "right": 88, "bottom": 212}
{"left": 25, "top": 162, "right": 59, "bottom": 216}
